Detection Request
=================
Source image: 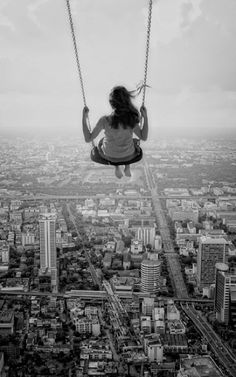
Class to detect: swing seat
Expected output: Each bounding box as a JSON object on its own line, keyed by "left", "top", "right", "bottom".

{"left": 90, "top": 138, "right": 143, "bottom": 166}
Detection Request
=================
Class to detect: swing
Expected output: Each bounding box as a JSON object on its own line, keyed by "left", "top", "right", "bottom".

{"left": 66, "top": 0, "right": 153, "bottom": 166}
{"left": 90, "top": 138, "right": 143, "bottom": 166}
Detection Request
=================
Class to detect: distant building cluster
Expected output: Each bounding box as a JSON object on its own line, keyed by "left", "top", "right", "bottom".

{"left": 168, "top": 195, "right": 236, "bottom": 328}
{"left": 0, "top": 138, "right": 236, "bottom": 376}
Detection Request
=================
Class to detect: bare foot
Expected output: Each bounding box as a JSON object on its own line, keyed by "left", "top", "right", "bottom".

{"left": 124, "top": 165, "right": 131, "bottom": 177}
{"left": 115, "top": 166, "right": 123, "bottom": 179}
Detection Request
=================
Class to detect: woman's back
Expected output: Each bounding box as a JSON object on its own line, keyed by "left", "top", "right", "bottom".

{"left": 101, "top": 116, "right": 135, "bottom": 160}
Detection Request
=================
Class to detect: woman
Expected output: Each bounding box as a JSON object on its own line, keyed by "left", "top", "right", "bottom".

{"left": 82, "top": 86, "right": 148, "bottom": 178}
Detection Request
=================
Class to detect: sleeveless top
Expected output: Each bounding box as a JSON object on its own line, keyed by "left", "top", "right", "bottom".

{"left": 99, "top": 116, "right": 136, "bottom": 161}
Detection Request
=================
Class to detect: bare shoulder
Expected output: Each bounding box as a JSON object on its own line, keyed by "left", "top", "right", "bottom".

{"left": 102, "top": 115, "right": 112, "bottom": 128}
{"left": 96, "top": 115, "right": 109, "bottom": 128}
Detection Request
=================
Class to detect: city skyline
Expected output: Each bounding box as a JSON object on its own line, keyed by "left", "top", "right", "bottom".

{"left": 1, "top": 0, "right": 236, "bottom": 139}
{"left": 0, "top": 136, "right": 236, "bottom": 376}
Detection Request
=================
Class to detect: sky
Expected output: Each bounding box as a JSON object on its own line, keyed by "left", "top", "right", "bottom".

{"left": 0, "top": 0, "right": 236, "bottom": 139}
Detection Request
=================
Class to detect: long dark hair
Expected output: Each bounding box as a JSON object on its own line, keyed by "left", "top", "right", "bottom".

{"left": 109, "top": 86, "right": 139, "bottom": 129}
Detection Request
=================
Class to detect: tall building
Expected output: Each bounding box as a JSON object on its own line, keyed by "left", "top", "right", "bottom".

{"left": 39, "top": 214, "right": 57, "bottom": 291}
{"left": 214, "top": 264, "right": 236, "bottom": 324}
{"left": 141, "top": 259, "right": 161, "bottom": 294}
{"left": 197, "top": 236, "right": 228, "bottom": 289}
{"left": 0, "top": 241, "right": 9, "bottom": 264}
{"left": 154, "top": 235, "right": 162, "bottom": 251}
{"left": 229, "top": 286, "right": 236, "bottom": 328}
{"left": 136, "top": 226, "right": 156, "bottom": 247}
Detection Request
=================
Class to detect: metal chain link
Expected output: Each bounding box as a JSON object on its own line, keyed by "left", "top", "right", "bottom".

{"left": 66, "top": 0, "right": 95, "bottom": 147}
{"left": 66, "top": 0, "right": 87, "bottom": 107}
{"left": 142, "top": 0, "right": 153, "bottom": 106}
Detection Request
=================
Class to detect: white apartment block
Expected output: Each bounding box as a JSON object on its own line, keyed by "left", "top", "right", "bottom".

{"left": 39, "top": 213, "right": 57, "bottom": 290}
{"left": 215, "top": 264, "right": 236, "bottom": 324}
{"left": 22, "top": 232, "right": 35, "bottom": 246}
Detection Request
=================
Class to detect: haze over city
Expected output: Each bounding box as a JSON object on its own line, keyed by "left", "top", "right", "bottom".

{"left": 1, "top": 0, "right": 236, "bottom": 139}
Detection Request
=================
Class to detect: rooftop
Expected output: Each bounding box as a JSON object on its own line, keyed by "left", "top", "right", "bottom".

{"left": 141, "top": 259, "right": 161, "bottom": 267}
{"left": 180, "top": 356, "right": 224, "bottom": 377}
{"left": 200, "top": 236, "right": 228, "bottom": 244}
{"left": 0, "top": 310, "right": 14, "bottom": 323}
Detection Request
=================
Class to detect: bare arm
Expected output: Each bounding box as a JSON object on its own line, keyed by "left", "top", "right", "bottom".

{"left": 133, "top": 105, "right": 148, "bottom": 141}
{"left": 82, "top": 107, "right": 104, "bottom": 143}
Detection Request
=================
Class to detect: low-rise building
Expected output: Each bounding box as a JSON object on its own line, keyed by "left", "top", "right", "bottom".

{"left": 130, "top": 240, "right": 143, "bottom": 254}
{"left": 0, "top": 310, "right": 14, "bottom": 335}
{"left": 166, "top": 301, "right": 180, "bottom": 321}
{"left": 144, "top": 334, "right": 163, "bottom": 363}
{"left": 162, "top": 334, "right": 188, "bottom": 354}
{"left": 103, "top": 252, "right": 112, "bottom": 268}
{"left": 152, "top": 307, "right": 165, "bottom": 334}
{"left": 74, "top": 316, "right": 101, "bottom": 337}
{"left": 140, "top": 316, "right": 152, "bottom": 334}
{"left": 22, "top": 232, "right": 35, "bottom": 246}
{"left": 142, "top": 297, "right": 155, "bottom": 316}
{"left": 167, "top": 320, "right": 186, "bottom": 334}
{"left": 0, "top": 352, "right": 4, "bottom": 376}
{"left": 80, "top": 343, "right": 112, "bottom": 361}
{"left": 178, "top": 355, "right": 224, "bottom": 377}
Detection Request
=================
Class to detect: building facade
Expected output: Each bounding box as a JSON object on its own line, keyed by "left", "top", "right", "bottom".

{"left": 22, "top": 232, "right": 35, "bottom": 246}
{"left": 39, "top": 214, "right": 57, "bottom": 291}
{"left": 0, "top": 241, "right": 9, "bottom": 264}
{"left": 214, "top": 264, "right": 236, "bottom": 324}
{"left": 136, "top": 226, "right": 156, "bottom": 247}
{"left": 141, "top": 259, "right": 161, "bottom": 293}
{"left": 197, "top": 236, "right": 228, "bottom": 289}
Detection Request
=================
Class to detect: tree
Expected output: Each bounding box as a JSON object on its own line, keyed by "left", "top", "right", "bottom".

{"left": 187, "top": 283, "right": 195, "bottom": 295}
{"left": 181, "top": 256, "right": 193, "bottom": 265}
{"left": 123, "top": 236, "right": 132, "bottom": 248}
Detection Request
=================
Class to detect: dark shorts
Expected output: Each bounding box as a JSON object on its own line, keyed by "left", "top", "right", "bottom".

{"left": 90, "top": 138, "right": 143, "bottom": 166}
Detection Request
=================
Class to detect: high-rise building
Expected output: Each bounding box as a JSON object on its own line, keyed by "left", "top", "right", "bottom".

{"left": 141, "top": 259, "right": 161, "bottom": 293}
{"left": 0, "top": 241, "right": 9, "bottom": 264}
{"left": 214, "top": 264, "right": 236, "bottom": 324}
{"left": 39, "top": 214, "right": 57, "bottom": 291}
{"left": 197, "top": 236, "right": 228, "bottom": 289}
{"left": 154, "top": 235, "right": 162, "bottom": 251}
{"left": 135, "top": 226, "right": 156, "bottom": 247}
{"left": 229, "top": 286, "right": 236, "bottom": 328}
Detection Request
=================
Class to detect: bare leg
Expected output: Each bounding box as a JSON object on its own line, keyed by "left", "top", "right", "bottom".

{"left": 124, "top": 164, "right": 131, "bottom": 177}
{"left": 115, "top": 165, "right": 123, "bottom": 179}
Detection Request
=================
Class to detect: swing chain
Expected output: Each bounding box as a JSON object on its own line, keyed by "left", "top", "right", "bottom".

{"left": 66, "top": 0, "right": 152, "bottom": 143}
{"left": 66, "top": 0, "right": 95, "bottom": 146}
{"left": 142, "top": 0, "right": 153, "bottom": 106}
{"left": 66, "top": 0, "right": 87, "bottom": 107}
